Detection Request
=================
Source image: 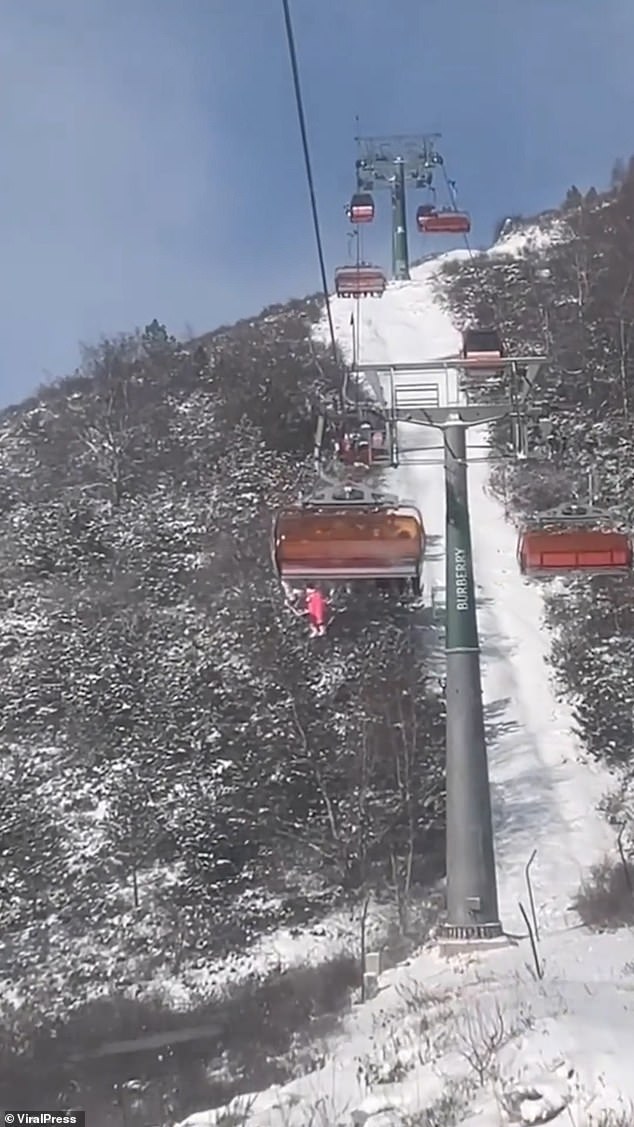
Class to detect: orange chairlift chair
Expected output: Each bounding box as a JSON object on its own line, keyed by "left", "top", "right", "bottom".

{"left": 517, "top": 503, "right": 633, "bottom": 578}
{"left": 272, "top": 479, "right": 425, "bottom": 596}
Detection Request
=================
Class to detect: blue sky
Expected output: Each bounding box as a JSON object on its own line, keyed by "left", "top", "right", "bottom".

{"left": 3, "top": 0, "right": 634, "bottom": 405}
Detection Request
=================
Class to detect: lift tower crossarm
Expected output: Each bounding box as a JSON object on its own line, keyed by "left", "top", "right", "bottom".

{"left": 347, "top": 358, "right": 548, "bottom": 442}
{"left": 355, "top": 133, "right": 443, "bottom": 282}
{"left": 351, "top": 358, "right": 545, "bottom": 390}
{"left": 355, "top": 134, "right": 443, "bottom": 186}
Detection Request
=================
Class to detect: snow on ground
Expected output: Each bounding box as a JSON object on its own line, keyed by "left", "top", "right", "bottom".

{"left": 156, "top": 898, "right": 401, "bottom": 1010}
{"left": 180, "top": 927, "right": 634, "bottom": 1126}
{"left": 178, "top": 253, "right": 634, "bottom": 1125}
{"left": 467, "top": 455, "right": 615, "bottom": 934}
{"left": 486, "top": 220, "right": 569, "bottom": 259}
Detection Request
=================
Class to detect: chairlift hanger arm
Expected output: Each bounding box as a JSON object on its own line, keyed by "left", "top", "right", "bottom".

{"left": 522, "top": 502, "right": 624, "bottom": 528}
{"left": 301, "top": 476, "right": 400, "bottom": 509}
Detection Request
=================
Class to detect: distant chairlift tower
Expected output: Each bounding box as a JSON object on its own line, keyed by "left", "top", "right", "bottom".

{"left": 354, "top": 134, "right": 444, "bottom": 281}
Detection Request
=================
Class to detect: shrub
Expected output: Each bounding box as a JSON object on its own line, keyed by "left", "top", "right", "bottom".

{"left": 572, "top": 856, "right": 634, "bottom": 930}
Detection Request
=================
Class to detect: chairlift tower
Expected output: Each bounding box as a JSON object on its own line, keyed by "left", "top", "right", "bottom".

{"left": 355, "top": 134, "right": 443, "bottom": 282}
{"left": 346, "top": 354, "right": 547, "bottom": 946}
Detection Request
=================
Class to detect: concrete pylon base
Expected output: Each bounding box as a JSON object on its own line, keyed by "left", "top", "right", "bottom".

{"left": 437, "top": 932, "right": 517, "bottom": 958}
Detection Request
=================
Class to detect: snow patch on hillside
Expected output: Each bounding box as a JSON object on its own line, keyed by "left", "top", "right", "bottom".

{"left": 488, "top": 220, "right": 570, "bottom": 259}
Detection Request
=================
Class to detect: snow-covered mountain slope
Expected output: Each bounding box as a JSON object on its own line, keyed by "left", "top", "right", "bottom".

{"left": 487, "top": 220, "right": 569, "bottom": 258}
{"left": 179, "top": 254, "right": 634, "bottom": 1127}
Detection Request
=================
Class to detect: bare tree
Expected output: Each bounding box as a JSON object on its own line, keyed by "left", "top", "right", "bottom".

{"left": 67, "top": 338, "right": 146, "bottom": 507}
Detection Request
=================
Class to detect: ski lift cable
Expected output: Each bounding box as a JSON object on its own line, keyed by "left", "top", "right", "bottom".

{"left": 440, "top": 162, "right": 500, "bottom": 324}
{"left": 281, "top": 0, "right": 339, "bottom": 372}
{"left": 347, "top": 230, "right": 362, "bottom": 376}
{"left": 441, "top": 164, "right": 555, "bottom": 448}
{"left": 353, "top": 226, "right": 362, "bottom": 384}
{"left": 441, "top": 164, "right": 550, "bottom": 358}
{"left": 422, "top": 162, "right": 508, "bottom": 464}
{"left": 352, "top": 118, "right": 363, "bottom": 376}
{"left": 353, "top": 111, "right": 365, "bottom": 380}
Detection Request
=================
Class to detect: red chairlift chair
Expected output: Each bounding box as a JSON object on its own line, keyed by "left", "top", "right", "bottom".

{"left": 416, "top": 205, "right": 471, "bottom": 235}
{"left": 334, "top": 264, "right": 387, "bottom": 299}
{"left": 517, "top": 503, "right": 633, "bottom": 578}
{"left": 349, "top": 192, "right": 375, "bottom": 224}
{"left": 335, "top": 419, "right": 390, "bottom": 467}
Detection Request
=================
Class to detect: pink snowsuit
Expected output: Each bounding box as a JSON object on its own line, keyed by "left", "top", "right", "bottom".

{"left": 306, "top": 588, "right": 328, "bottom": 634}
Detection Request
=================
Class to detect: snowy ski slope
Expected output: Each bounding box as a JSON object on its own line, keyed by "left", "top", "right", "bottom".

{"left": 325, "top": 252, "right": 615, "bottom": 936}
{"left": 179, "top": 241, "right": 634, "bottom": 1126}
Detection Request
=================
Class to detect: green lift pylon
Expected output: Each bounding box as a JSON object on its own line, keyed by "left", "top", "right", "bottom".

{"left": 345, "top": 355, "right": 547, "bottom": 948}
{"left": 392, "top": 159, "right": 408, "bottom": 281}
{"left": 355, "top": 134, "right": 443, "bottom": 282}
{"left": 443, "top": 419, "right": 501, "bottom": 939}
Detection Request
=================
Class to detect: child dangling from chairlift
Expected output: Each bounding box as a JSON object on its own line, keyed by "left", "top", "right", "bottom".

{"left": 304, "top": 585, "right": 329, "bottom": 637}
{"left": 282, "top": 582, "right": 330, "bottom": 637}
